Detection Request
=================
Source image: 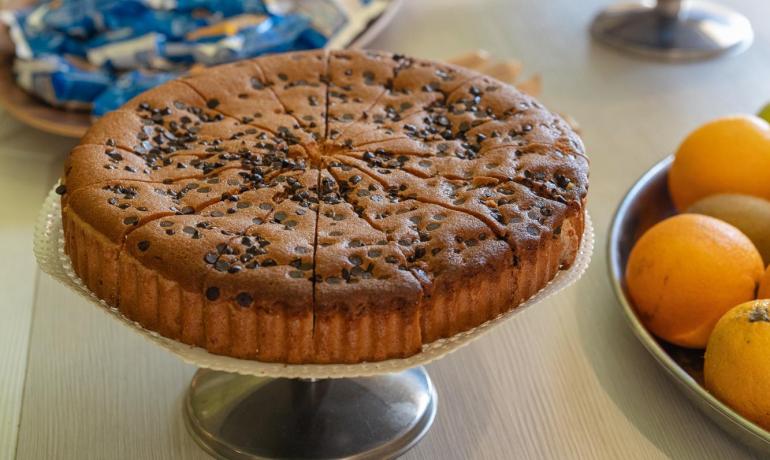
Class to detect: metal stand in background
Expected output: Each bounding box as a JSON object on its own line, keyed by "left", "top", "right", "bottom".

{"left": 184, "top": 367, "right": 437, "bottom": 460}
{"left": 591, "top": 0, "right": 753, "bottom": 61}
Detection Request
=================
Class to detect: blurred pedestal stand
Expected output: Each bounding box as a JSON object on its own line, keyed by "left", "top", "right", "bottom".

{"left": 591, "top": 0, "right": 753, "bottom": 61}
{"left": 184, "top": 367, "right": 437, "bottom": 459}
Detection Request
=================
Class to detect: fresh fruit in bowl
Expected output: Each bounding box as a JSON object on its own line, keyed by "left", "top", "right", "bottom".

{"left": 688, "top": 194, "right": 770, "bottom": 265}
{"left": 668, "top": 115, "right": 770, "bottom": 211}
{"left": 705, "top": 300, "right": 770, "bottom": 431}
{"left": 625, "top": 214, "right": 764, "bottom": 348}
{"left": 623, "top": 111, "right": 770, "bottom": 433}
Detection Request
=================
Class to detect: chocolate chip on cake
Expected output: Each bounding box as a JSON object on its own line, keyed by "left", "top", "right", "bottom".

{"left": 236, "top": 292, "right": 253, "bottom": 307}
{"left": 205, "top": 286, "right": 220, "bottom": 301}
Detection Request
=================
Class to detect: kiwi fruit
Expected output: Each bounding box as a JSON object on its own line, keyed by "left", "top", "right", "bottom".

{"left": 688, "top": 193, "right": 770, "bottom": 265}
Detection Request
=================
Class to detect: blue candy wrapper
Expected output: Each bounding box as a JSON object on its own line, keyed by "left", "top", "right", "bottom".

{"left": 1, "top": 8, "right": 83, "bottom": 58}
{"left": 92, "top": 70, "right": 177, "bottom": 116}
{"left": 107, "top": 8, "right": 218, "bottom": 39}
{"left": 14, "top": 55, "right": 111, "bottom": 109}
{"left": 27, "top": 1, "right": 152, "bottom": 39}
{"left": 142, "top": 0, "right": 267, "bottom": 16}
{"left": 192, "top": 13, "right": 309, "bottom": 65}
{"left": 87, "top": 32, "right": 166, "bottom": 70}
{"left": 51, "top": 68, "right": 112, "bottom": 106}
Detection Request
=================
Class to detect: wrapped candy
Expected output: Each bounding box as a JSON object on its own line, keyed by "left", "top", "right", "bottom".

{"left": 13, "top": 55, "right": 111, "bottom": 109}
{"left": 86, "top": 32, "right": 167, "bottom": 70}
{"left": 106, "top": 8, "right": 215, "bottom": 39}
{"left": 192, "top": 14, "right": 310, "bottom": 65}
{"left": 141, "top": 0, "right": 267, "bottom": 16}
{"left": 92, "top": 70, "right": 178, "bottom": 115}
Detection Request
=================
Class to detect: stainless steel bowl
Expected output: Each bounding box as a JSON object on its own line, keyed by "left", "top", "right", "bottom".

{"left": 608, "top": 155, "right": 770, "bottom": 454}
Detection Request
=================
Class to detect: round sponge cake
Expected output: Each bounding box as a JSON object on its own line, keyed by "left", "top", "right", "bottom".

{"left": 59, "top": 50, "right": 588, "bottom": 364}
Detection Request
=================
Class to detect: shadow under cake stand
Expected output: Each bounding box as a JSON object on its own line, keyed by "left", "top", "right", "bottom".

{"left": 34, "top": 187, "right": 593, "bottom": 459}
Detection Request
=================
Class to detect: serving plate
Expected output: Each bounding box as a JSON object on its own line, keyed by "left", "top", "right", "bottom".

{"left": 0, "top": 0, "right": 404, "bottom": 139}
{"left": 608, "top": 154, "right": 770, "bottom": 454}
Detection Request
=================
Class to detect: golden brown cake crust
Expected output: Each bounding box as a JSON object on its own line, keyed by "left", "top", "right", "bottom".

{"left": 59, "top": 50, "right": 588, "bottom": 364}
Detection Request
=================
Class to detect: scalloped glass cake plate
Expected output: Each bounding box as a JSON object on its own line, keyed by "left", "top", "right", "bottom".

{"left": 35, "top": 184, "right": 594, "bottom": 379}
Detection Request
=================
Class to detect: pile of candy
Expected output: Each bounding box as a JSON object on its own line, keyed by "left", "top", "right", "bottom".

{"left": 0, "top": 0, "right": 387, "bottom": 116}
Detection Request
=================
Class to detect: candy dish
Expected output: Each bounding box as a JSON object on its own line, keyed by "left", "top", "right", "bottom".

{"left": 608, "top": 155, "right": 770, "bottom": 454}
{"left": 0, "top": 0, "right": 404, "bottom": 139}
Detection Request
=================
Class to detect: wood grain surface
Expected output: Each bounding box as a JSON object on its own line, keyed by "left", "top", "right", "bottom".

{"left": 3, "top": 0, "right": 770, "bottom": 458}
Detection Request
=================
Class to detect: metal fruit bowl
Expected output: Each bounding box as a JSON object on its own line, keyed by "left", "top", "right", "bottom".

{"left": 607, "top": 154, "right": 770, "bottom": 454}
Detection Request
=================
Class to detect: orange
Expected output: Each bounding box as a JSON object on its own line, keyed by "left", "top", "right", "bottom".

{"left": 704, "top": 300, "right": 770, "bottom": 430}
{"left": 757, "top": 265, "right": 770, "bottom": 299}
{"left": 625, "top": 214, "right": 763, "bottom": 348}
{"left": 668, "top": 115, "right": 770, "bottom": 211}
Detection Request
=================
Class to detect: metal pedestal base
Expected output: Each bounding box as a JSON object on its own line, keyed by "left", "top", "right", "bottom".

{"left": 183, "top": 367, "right": 437, "bottom": 459}
{"left": 590, "top": 1, "right": 753, "bottom": 61}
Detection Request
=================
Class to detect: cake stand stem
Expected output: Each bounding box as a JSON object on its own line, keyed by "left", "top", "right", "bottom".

{"left": 590, "top": 0, "right": 753, "bottom": 61}
{"left": 183, "top": 367, "right": 437, "bottom": 459}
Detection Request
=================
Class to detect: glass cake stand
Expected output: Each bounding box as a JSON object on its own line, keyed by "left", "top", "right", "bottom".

{"left": 34, "top": 186, "right": 593, "bottom": 459}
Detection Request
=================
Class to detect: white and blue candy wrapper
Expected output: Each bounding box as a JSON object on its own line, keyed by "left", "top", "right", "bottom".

{"left": 28, "top": 1, "right": 146, "bottom": 38}
{"left": 86, "top": 32, "right": 167, "bottom": 70}
{"left": 266, "top": 0, "right": 389, "bottom": 49}
{"left": 192, "top": 13, "right": 308, "bottom": 65}
{"left": 14, "top": 55, "right": 111, "bottom": 109}
{"left": 92, "top": 70, "right": 177, "bottom": 116}
{"left": 13, "top": 55, "right": 62, "bottom": 94}
{"left": 142, "top": 0, "right": 267, "bottom": 16}
{"left": 322, "top": 0, "right": 389, "bottom": 49}
{"left": 1, "top": 8, "right": 84, "bottom": 58}
{"left": 270, "top": 0, "right": 349, "bottom": 48}
{"left": 51, "top": 67, "right": 112, "bottom": 107}
{"left": 106, "top": 9, "right": 219, "bottom": 40}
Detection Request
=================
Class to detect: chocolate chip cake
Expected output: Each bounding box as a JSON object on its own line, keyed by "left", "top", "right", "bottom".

{"left": 59, "top": 50, "right": 588, "bottom": 364}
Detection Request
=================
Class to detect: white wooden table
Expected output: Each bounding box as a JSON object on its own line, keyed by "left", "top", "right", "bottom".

{"left": 3, "top": 0, "right": 769, "bottom": 458}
